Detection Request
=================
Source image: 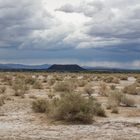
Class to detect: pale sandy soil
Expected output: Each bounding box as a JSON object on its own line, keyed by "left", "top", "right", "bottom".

{"left": 0, "top": 74, "right": 140, "bottom": 140}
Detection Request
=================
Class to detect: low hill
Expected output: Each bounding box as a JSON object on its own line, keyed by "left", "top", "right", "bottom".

{"left": 48, "top": 64, "right": 85, "bottom": 72}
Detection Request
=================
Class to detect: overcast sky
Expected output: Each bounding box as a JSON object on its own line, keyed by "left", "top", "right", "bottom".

{"left": 0, "top": 0, "right": 140, "bottom": 68}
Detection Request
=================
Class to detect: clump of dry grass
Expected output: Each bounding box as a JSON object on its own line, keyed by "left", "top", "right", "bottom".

{"left": 54, "top": 81, "right": 75, "bottom": 93}
{"left": 110, "top": 85, "right": 116, "bottom": 90}
{"left": 25, "top": 77, "right": 36, "bottom": 85}
{"left": 122, "top": 84, "right": 138, "bottom": 95}
{"left": 0, "top": 95, "right": 5, "bottom": 106}
{"left": 121, "top": 96, "right": 135, "bottom": 107}
{"left": 103, "top": 76, "right": 119, "bottom": 84}
{"left": 1, "top": 75, "right": 13, "bottom": 86}
{"left": 99, "top": 82, "right": 109, "bottom": 96}
{"left": 47, "top": 79, "right": 55, "bottom": 86}
{"left": 111, "top": 106, "right": 119, "bottom": 114}
{"left": 84, "top": 85, "right": 95, "bottom": 96}
{"left": 77, "top": 80, "right": 87, "bottom": 87}
{"left": 136, "top": 77, "right": 140, "bottom": 83}
{"left": 12, "top": 79, "right": 29, "bottom": 97}
{"left": 119, "top": 75, "right": 128, "bottom": 80}
{"left": 32, "top": 98, "right": 49, "bottom": 113}
{"left": 33, "top": 81, "right": 43, "bottom": 89}
{"left": 47, "top": 93, "right": 55, "bottom": 99}
{"left": 0, "top": 86, "right": 6, "bottom": 94}
{"left": 107, "top": 91, "right": 135, "bottom": 111}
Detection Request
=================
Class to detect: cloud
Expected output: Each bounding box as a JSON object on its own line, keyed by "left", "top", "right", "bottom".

{"left": 0, "top": 0, "right": 140, "bottom": 68}
{"left": 57, "top": 0, "right": 140, "bottom": 49}
{"left": 56, "top": 0, "right": 104, "bottom": 17}
{"left": 0, "top": 0, "right": 56, "bottom": 48}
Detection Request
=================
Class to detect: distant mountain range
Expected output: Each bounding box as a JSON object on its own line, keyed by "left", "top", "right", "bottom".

{"left": 0, "top": 63, "right": 140, "bottom": 72}
{"left": 0, "top": 64, "right": 51, "bottom": 70}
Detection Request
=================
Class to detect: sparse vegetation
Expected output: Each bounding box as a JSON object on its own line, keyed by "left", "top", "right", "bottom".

{"left": 12, "top": 79, "right": 29, "bottom": 97}
{"left": 54, "top": 81, "right": 74, "bottom": 93}
{"left": 32, "top": 98, "right": 49, "bottom": 113}
{"left": 99, "top": 82, "right": 109, "bottom": 96}
{"left": 107, "top": 91, "right": 135, "bottom": 109}
{"left": 0, "top": 86, "right": 6, "bottom": 94}
{"left": 84, "top": 85, "right": 94, "bottom": 96}
{"left": 0, "top": 95, "right": 5, "bottom": 106}
{"left": 123, "top": 84, "right": 138, "bottom": 95}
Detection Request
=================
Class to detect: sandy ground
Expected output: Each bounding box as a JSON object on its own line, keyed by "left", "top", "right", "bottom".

{"left": 0, "top": 75, "right": 140, "bottom": 140}
{"left": 0, "top": 98, "right": 140, "bottom": 140}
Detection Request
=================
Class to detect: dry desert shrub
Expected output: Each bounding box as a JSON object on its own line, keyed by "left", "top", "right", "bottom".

{"left": 25, "top": 76, "right": 36, "bottom": 85}
{"left": 47, "top": 79, "right": 55, "bottom": 86}
{"left": 111, "top": 106, "right": 119, "bottom": 114}
{"left": 32, "top": 98, "right": 49, "bottom": 113}
{"left": 47, "top": 92, "right": 55, "bottom": 99}
{"left": 49, "top": 93, "right": 105, "bottom": 123}
{"left": 119, "top": 75, "right": 128, "bottom": 80}
{"left": 103, "top": 76, "right": 119, "bottom": 84}
{"left": 110, "top": 85, "right": 116, "bottom": 90}
{"left": 84, "top": 85, "right": 95, "bottom": 96}
{"left": 54, "top": 81, "right": 75, "bottom": 93}
{"left": 99, "top": 82, "right": 109, "bottom": 96}
{"left": 33, "top": 81, "right": 43, "bottom": 89}
{"left": 77, "top": 80, "right": 87, "bottom": 87}
{"left": 136, "top": 77, "right": 140, "bottom": 83}
{"left": 122, "top": 84, "right": 138, "bottom": 95}
{"left": 12, "top": 79, "right": 29, "bottom": 97}
{"left": 0, "top": 86, "right": 6, "bottom": 94}
{"left": 0, "top": 95, "right": 5, "bottom": 106}
{"left": 107, "top": 91, "right": 135, "bottom": 110}
{"left": 1, "top": 75, "right": 13, "bottom": 86}
{"left": 32, "top": 92, "right": 105, "bottom": 124}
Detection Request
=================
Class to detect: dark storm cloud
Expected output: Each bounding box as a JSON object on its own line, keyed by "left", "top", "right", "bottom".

{"left": 0, "top": 0, "right": 56, "bottom": 48}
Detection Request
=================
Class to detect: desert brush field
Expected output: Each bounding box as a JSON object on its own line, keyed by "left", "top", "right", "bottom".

{"left": 0, "top": 72, "right": 140, "bottom": 140}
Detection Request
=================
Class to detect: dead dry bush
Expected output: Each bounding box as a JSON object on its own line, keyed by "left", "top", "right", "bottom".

{"left": 84, "top": 85, "right": 95, "bottom": 96}
{"left": 0, "top": 95, "right": 5, "bottom": 106}
{"left": 33, "top": 81, "right": 43, "bottom": 89}
{"left": 103, "top": 76, "right": 120, "bottom": 84}
{"left": 54, "top": 81, "right": 75, "bottom": 93}
{"left": 32, "top": 92, "right": 105, "bottom": 124}
{"left": 77, "top": 80, "right": 87, "bottom": 87}
{"left": 0, "top": 86, "right": 6, "bottom": 94}
{"left": 1, "top": 75, "right": 13, "bottom": 86}
{"left": 107, "top": 91, "right": 135, "bottom": 110}
{"left": 32, "top": 98, "right": 49, "bottom": 113}
{"left": 12, "top": 79, "right": 29, "bottom": 97}
{"left": 99, "top": 82, "right": 109, "bottom": 96}
{"left": 123, "top": 84, "right": 139, "bottom": 95}
{"left": 49, "top": 93, "right": 105, "bottom": 123}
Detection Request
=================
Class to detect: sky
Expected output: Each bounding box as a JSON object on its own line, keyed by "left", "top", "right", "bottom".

{"left": 0, "top": 0, "right": 140, "bottom": 69}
